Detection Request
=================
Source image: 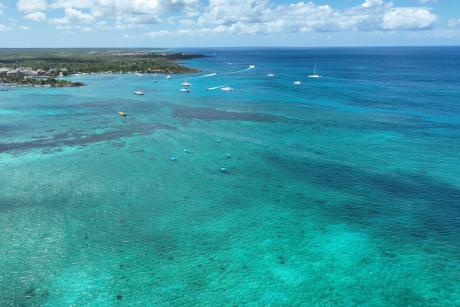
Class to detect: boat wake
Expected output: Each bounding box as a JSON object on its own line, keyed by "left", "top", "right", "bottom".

{"left": 207, "top": 85, "right": 227, "bottom": 91}
{"left": 221, "top": 65, "right": 255, "bottom": 76}
{"left": 189, "top": 72, "right": 217, "bottom": 80}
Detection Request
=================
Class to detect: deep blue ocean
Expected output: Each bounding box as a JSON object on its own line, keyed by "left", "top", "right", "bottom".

{"left": 1, "top": 47, "right": 459, "bottom": 305}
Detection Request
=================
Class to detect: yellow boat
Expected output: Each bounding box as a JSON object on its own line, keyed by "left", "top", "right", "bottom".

{"left": 118, "top": 112, "right": 127, "bottom": 117}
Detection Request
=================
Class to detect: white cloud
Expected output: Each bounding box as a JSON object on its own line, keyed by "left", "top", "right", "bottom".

{"left": 15, "top": 0, "right": 200, "bottom": 30}
{"left": 362, "top": 0, "right": 384, "bottom": 9}
{"left": 24, "top": 11, "right": 47, "bottom": 22}
{"left": 145, "top": 0, "right": 438, "bottom": 37}
{"left": 15, "top": 0, "right": 439, "bottom": 35}
{"left": 50, "top": 8, "right": 94, "bottom": 25}
{"left": 382, "top": 8, "right": 438, "bottom": 30}
{"left": 17, "top": 0, "right": 48, "bottom": 13}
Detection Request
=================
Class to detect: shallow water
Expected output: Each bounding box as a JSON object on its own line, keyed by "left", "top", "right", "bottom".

{"left": 1, "top": 47, "right": 460, "bottom": 305}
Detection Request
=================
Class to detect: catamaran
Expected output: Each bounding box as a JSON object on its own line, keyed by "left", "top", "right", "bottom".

{"left": 181, "top": 81, "right": 191, "bottom": 87}
{"left": 308, "top": 64, "right": 320, "bottom": 78}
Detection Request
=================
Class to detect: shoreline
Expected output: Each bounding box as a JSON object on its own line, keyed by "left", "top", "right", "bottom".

{"left": 0, "top": 71, "right": 199, "bottom": 89}
{"left": 0, "top": 49, "right": 204, "bottom": 88}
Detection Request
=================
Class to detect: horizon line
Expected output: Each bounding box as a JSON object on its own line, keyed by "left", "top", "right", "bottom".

{"left": 0, "top": 45, "right": 460, "bottom": 49}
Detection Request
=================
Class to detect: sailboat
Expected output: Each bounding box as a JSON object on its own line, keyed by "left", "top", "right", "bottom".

{"left": 308, "top": 64, "right": 320, "bottom": 78}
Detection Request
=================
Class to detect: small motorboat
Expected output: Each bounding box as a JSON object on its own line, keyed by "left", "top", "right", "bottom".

{"left": 134, "top": 91, "right": 144, "bottom": 95}
{"left": 118, "top": 112, "right": 127, "bottom": 117}
{"left": 221, "top": 87, "right": 234, "bottom": 92}
{"left": 294, "top": 81, "right": 302, "bottom": 85}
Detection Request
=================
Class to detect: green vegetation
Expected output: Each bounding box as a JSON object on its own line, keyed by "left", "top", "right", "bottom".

{"left": 0, "top": 49, "right": 202, "bottom": 74}
{"left": 0, "top": 48, "right": 203, "bottom": 87}
{"left": 0, "top": 75, "right": 84, "bottom": 87}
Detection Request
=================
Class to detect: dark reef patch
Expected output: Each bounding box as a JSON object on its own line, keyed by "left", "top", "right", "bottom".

{"left": 171, "top": 105, "right": 297, "bottom": 123}
{"left": 263, "top": 152, "right": 460, "bottom": 246}
{"left": 0, "top": 123, "right": 174, "bottom": 154}
{"left": 169, "top": 104, "right": 460, "bottom": 138}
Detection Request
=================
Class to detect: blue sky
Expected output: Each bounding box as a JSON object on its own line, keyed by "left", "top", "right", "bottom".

{"left": 0, "top": 0, "right": 459, "bottom": 47}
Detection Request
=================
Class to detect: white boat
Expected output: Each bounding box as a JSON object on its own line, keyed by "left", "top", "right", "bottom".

{"left": 181, "top": 81, "right": 191, "bottom": 87}
{"left": 308, "top": 64, "right": 320, "bottom": 78}
{"left": 221, "top": 87, "right": 234, "bottom": 92}
{"left": 134, "top": 91, "right": 144, "bottom": 95}
{"left": 166, "top": 75, "right": 172, "bottom": 79}
{"left": 180, "top": 88, "right": 191, "bottom": 93}
{"left": 294, "top": 81, "right": 302, "bottom": 85}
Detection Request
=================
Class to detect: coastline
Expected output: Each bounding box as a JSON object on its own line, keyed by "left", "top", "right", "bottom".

{"left": 0, "top": 49, "right": 204, "bottom": 87}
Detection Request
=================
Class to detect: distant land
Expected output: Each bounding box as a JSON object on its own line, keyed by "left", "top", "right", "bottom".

{"left": 0, "top": 49, "right": 204, "bottom": 87}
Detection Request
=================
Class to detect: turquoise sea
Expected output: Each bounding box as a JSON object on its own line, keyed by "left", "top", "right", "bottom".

{"left": 1, "top": 47, "right": 460, "bottom": 305}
